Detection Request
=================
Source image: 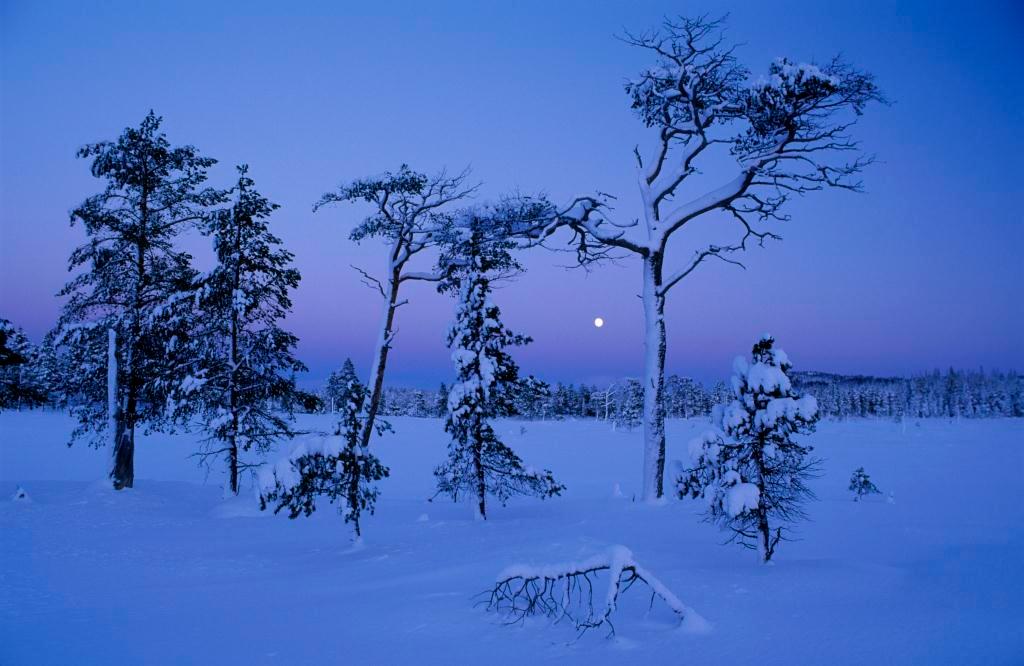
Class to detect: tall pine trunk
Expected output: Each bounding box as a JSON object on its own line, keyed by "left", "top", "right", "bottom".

{"left": 640, "top": 252, "right": 667, "bottom": 501}
{"left": 227, "top": 220, "right": 242, "bottom": 495}
{"left": 112, "top": 185, "right": 150, "bottom": 490}
{"left": 359, "top": 263, "right": 401, "bottom": 450}
{"left": 107, "top": 328, "right": 132, "bottom": 489}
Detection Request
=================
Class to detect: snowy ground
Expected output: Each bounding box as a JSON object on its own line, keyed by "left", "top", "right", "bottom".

{"left": 2, "top": 411, "right": 1022, "bottom": 665}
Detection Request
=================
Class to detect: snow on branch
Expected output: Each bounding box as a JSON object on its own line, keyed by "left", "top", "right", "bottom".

{"left": 484, "top": 546, "right": 708, "bottom": 638}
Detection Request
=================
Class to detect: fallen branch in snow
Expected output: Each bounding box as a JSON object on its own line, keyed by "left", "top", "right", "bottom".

{"left": 484, "top": 546, "right": 707, "bottom": 638}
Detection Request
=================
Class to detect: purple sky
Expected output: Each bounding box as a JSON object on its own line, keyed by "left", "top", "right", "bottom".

{"left": 1, "top": 0, "right": 1021, "bottom": 387}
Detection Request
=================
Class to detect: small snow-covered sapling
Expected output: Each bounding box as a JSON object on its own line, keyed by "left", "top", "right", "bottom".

{"left": 849, "top": 467, "right": 881, "bottom": 501}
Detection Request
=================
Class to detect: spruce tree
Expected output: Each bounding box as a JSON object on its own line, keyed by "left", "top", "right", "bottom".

{"left": 434, "top": 209, "right": 564, "bottom": 519}
{"left": 50, "top": 111, "right": 224, "bottom": 489}
{"left": 435, "top": 382, "right": 449, "bottom": 417}
{"left": 325, "top": 358, "right": 358, "bottom": 414}
{"left": 167, "top": 166, "right": 304, "bottom": 494}
{"left": 678, "top": 335, "right": 820, "bottom": 562}
{"left": 259, "top": 373, "right": 388, "bottom": 539}
{"left": 849, "top": 467, "right": 881, "bottom": 501}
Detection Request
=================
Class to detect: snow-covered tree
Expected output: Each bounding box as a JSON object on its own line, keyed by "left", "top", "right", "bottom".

{"left": 50, "top": 111, "right": 225, "bottom": 489}
{"left": 678, "top": 335, "right": 820, "bottom": 562}
{"left": 434, "top": 208, "right": 564, "bottom": 519}
{"left": 0, "top": 319, "right": 49, "bottom": 409}
{"left": 167, "top": 166, "right": 305, "bottom": 494}
{"left": 325, "top": 358, "right": 359, "bottom": 414}
{"left": 435, "top": 382, "right": 449, "bottom": 417}
{"left": 259, "top": 374, "right": 388, "bottom": 539}
{"left": 614, "top": 379, "right": 644, "bottom": 431}
{"left": 849, "top": 467, "right": 881, "bottom": 501}
{"left": 527, "top": 16, "right": 883, "bottom": 500}
{"left": 314, "top": 166, "right": 476, "bottom": 453}
{"left": 512, "top": 375, "right": 552, "bottom": 420}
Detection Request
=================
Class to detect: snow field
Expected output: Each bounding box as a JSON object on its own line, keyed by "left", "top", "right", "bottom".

{"left": 2, "top": 412, "right": 1022, "bottom": 664}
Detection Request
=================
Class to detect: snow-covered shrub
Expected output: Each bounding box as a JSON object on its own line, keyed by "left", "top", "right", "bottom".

{"left": 258, "top": 377, "right": 388, "bottom": 538}
{"left": 849, "top": 467, "right": 881, "bottom": 501}
{"left": 678, "top": 335, "right": 820, "bottom": 562}
{"left": 434, "top": 208, "right": 564, "bottom": 519}
{"left": 485, "top": 545, "right": 708, "bottom": 637}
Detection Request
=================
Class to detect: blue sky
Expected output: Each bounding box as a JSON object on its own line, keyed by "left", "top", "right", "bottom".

{"left": 1, "top": 0, "right": 1021, "bottom": 386}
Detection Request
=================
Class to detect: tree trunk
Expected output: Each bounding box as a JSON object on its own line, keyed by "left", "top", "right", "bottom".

{"left": 474, "top": 421, "right": 487, "bottom": 520}
{"left": 758, "top": 512, "right": 770, "bottom": 561}
{"left": 112, "top": 185, "right": 149, "bottom": 491}
{"left": 347, "top": 457, "right": 362, "bottom": 538}
{"left": 227, "top": 221, "right": 242, "bottom": 495}
{"left": 107, "top": 328, "right": 133, "bottom": 490}
{"left": 112, "top": 396, "right": 135, "bottom": 489}
{"left": 112, "top": 334, "right": 136, "bottom": 490}
{"left": 359, "top": 265, "right": 401, "bottom": 450}
{"left": 640, "top": 252, "right": 667, "bottom": 501}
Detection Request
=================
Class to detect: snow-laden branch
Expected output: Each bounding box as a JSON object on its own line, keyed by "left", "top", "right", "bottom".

{"left": 485, "top": 546, "right": 708, "bottom": 638}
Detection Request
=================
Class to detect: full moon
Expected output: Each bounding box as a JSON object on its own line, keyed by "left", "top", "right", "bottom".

{"left": 593, "top": 317, "right": 604, "bottom": 328}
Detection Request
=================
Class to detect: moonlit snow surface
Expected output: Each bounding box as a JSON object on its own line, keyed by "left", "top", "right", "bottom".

{"left": 2, "top": 412, "right": 1022, "bottom": 664}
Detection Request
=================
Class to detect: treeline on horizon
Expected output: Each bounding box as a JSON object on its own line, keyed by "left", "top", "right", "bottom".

{"left": 265, "top": 365, "right": 1024, "bottom": 422}
{"left": 366, "top": 368, "right": 1024, "bottom": 422}
{"left": 5, "top": 318, "right": 1021, "bottom": 421}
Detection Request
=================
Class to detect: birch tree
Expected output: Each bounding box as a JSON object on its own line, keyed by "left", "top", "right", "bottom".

{"left": 313, "top": 166, "right": 476, "bottom": 451}
{"left": 531, "top": 16, "right": 884, "bottom": 500}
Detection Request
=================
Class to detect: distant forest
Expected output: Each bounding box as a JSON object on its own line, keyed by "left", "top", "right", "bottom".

{"left": 4, "top": 319, "right": 1021, "bottom": 422}
{"left": 335, "top": 368, "right": 1023, "bottom": 424}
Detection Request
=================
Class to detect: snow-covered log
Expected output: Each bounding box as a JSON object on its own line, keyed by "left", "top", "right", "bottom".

{"left": 485, "top": 546, "right": 708, "bottom": 637}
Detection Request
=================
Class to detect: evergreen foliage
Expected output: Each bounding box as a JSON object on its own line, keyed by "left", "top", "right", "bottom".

{"left": 678, "top": 335, "right": 820, "bottom": 562}
{"left": 0, "top": 319, "right": 49, "bottom": 409}
{"left": 259, "top": 375, "right": 388, "bottom": 538}
{"left": 849, "top": 467, "right": 881, "bottom": 501}
{"left": 49, "top": 111, "right": 225, "bottom": 489}
{"left": 434, "top": 208, "right": 563, "bottom": 518}
{"left": 166, "top": 166, "right": 305, "bottom": 494}
{"left": 325, "top": 358, "right": 359, "bottom": 413}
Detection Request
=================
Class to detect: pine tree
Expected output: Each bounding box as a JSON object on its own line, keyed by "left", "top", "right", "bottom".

{"left": 259, "top": 374, "right": 388, "bottom": 539}
{"left": 325, "top": 358, "right": 359, "bottom": 414}
{"left": 50, "top": 111, "right": 224, "bottom": 489}
{"left": 167, "top": 166, "right": 304, "bottom": 494}
{"left": 678, "top": 335, "right": 820, "bottom": 562}
{"left": 849, "top": 467, "right": 881, "bottom": 501}
{"left": 434, "top": 209, "right": 564, "bottom": 519}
